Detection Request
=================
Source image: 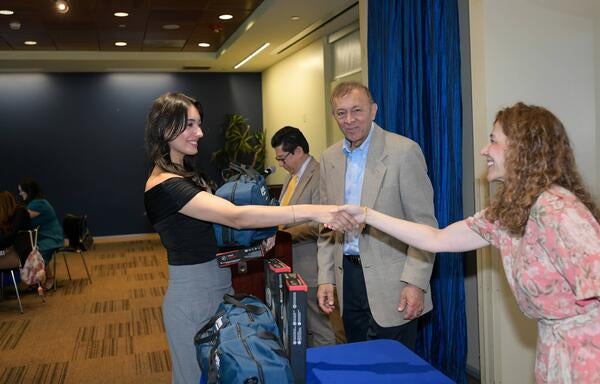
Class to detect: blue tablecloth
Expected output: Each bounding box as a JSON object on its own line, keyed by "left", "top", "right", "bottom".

{"left": 200, "top": 339, "right": 455, "bottom": 383}
{"left": 306, "top": 339, "right": 455, "bottom": 384}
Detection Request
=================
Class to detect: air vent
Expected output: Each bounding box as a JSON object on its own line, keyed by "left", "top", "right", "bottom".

{"left": 182, "top": 66, "right": 211, "bottom": 71}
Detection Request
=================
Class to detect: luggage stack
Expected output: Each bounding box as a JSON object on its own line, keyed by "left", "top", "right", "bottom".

{"left": 264, "top": 259, "right": 308, "bottom": 384}
{"left": 264, "top": 258, "right": 292, "bottom": 332}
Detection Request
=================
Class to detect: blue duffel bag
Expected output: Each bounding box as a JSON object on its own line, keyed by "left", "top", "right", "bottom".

{"left": 194, "top": 294, "right": 293, "bottom": 384}
{"left": 213, "top": 163, "right": 278, "bottom": 248}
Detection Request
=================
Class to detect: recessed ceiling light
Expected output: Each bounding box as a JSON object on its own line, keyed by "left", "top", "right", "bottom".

{"left": 290, "top": 16, "right": 300, "bottom": 21}
{"left": 162, "top": 24, "right": 180, "bottom": 30}
{"left": 55, "top": 0, "right": 69, "bottom": 14}
{"left": 24, "top": 41, "right": 37, "bottom": 46}
{"left": 198, "top": 43, "right": 210, "bottom": 48}
{"left": 118, "top": 24, "right": 126, "bottom": 28}
{"left": 114, "top": 12, "right": 128, "bottom": 17}
{"left": 219, "top": 14, "right": 233, "bottom": 20}
{"left": 114, "top": 41, "right": 127, "bottom": 47}
{"left": 0, "top": 9, "right": 14, "bottom": 15}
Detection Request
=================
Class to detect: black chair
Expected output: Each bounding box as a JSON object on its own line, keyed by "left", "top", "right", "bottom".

{"left": 51, "top": 214, "right": 93, "bottom": 290}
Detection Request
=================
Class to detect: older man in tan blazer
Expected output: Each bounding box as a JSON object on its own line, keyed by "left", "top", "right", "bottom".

{"left": 317, "top": 82, "right": 437, "bottom": 350}
{"left": 272, "top": 126, "right": 337, "bottom": 346}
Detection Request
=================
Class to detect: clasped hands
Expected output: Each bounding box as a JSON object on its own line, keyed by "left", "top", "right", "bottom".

{"left": 324, "top": 204, "right": 367, "bottom": 232}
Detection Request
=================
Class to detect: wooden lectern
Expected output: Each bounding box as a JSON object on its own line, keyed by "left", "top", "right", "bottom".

{"left": 230, "top": 230, "right": 292, "bottom": 301}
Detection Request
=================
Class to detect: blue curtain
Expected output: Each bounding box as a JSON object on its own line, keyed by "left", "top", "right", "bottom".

{"left": 368, "top": 1, "right": 466, "bottom": 383}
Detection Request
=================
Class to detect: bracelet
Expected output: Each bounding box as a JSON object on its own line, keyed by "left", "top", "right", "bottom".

{"left": 291, "top": 206, "right": 296, "bottom": 224}
{"left": 363, "top": 206, "right": 368, "bottom": 224}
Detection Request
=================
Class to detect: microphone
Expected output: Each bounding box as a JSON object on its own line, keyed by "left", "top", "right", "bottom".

{"left": 263, "top": 166, "right": 276, "bottom": 176}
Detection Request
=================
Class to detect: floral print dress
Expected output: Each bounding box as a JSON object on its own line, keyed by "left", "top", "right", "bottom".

{"left": 466, "top": 185, "right": 600, "bottom": 383}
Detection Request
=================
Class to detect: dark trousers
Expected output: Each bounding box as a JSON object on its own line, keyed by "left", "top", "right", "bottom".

{"left": 342, "top": 256, "right": 418, "bottom": 351}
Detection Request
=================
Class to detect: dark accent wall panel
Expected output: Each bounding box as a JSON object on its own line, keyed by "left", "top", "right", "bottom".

{"left": 0, "top": 72, "right": 262, "bottom": 236}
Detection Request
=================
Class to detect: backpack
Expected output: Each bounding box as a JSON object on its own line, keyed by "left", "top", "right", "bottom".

{"left": 213, "top": 164, "right": 278, "bottom": 248}
{"left": 20, "top": 230, "right": 46, "bottom": 286}
{"left": 194, "top": 294, "right": 294, "bottom": 384}
{"left": 63, "top": 214, "right": 94, "bottom": 251}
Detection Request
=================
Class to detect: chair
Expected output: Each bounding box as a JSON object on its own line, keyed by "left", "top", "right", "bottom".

{"left": 1, "top": 228, "right": 46, "bottom": 313}
{"left": 51, "top": 214, "right": 93, "bottom": 290}
{"left": 0, "top": 246, "right": 24, "bottom": 313}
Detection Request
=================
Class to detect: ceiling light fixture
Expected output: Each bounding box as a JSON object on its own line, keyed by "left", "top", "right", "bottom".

{"left": 198, "top": 43, "right": 210, "bottom": 48}
{"left": 219, "top": 14, "right": 233, "bottom": 20}
{"left": 234, "top": 42, "right": 270, "bottom": 70}
{"left": 0, "top": 9, "right": 14, "bottom": 15}
{"left": 162, "top": 24, "right": 180, "bottom": 30}
{"left": 24, "top": 41, "right": 37, "bottom": 46}
{"left": 114, "top": 41, "right": 127, "bottom": 47}
{"left": 54, "top": 0, "right": 70, "bottom": 14}
{"left": 290, "top": 16, "right": 300, "bottom": 21}
{"left": 114, "top": 12, "right": 128, "bottom": 17}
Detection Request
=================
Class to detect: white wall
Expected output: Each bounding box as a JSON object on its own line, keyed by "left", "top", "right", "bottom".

{"left": 484, "top": 0, "right": 597, "bottom": 192}
{"left": 261, "top": 39, "right": 329, "bottom": 185}
{"left": 470, "top": 0, "right": 600, "bottom": 382}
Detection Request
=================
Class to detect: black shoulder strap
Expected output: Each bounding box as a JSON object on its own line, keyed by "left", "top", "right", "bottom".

{"left": 222, "top": 163, "right": 262, "bottom": 182}
{"left": 222, "top": 294, "right": 266, "bottom": 315}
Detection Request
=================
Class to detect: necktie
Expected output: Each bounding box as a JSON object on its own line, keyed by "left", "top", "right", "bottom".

{"left": 280, "top": 175, "right": 298, "bottom": 206}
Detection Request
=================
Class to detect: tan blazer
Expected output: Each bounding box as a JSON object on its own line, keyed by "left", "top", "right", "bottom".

{"left": 279, "top": 156, "right": 320, "bottom": 287}
{"left": 317, "top": 123, "right": 438, "bottom": 327}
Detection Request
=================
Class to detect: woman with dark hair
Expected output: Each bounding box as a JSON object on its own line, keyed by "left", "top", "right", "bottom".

{"left": 143, "top": 92, "right": 354, "bottom": 384}
{"left": 18, "top": 178, "right": 63, "bottom": 289}
{"left": 335, "top": 102, "right": 600, "bottom": 383}
{"left": 0, "top": 191, "right": 31, "bottom": 269}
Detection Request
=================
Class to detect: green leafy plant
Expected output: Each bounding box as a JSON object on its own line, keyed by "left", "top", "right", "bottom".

{"left": 211, "top": 114, "right": 266, "bottom": 178}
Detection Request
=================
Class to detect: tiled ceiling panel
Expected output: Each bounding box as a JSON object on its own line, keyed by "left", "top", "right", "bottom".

{"left": 0, "top": 0, "right": 264, "bottom": 51}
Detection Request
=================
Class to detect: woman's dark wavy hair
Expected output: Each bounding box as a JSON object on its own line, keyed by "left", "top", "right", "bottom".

{"left": 486, "top": 102, "right": 599, "bottom": 235}
{"left": 18, "top": 178, "right": 43, "bottom": 204}
{"left": 145, "top": 92, "right": 212, "bottom": 190}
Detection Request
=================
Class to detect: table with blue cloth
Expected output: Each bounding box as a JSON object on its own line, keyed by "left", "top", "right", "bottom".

{"left": 306, "top": 339, "right": 454, "bottom": 384}
{"left": 200, "top": 339, "right": 454, "bottom": 383}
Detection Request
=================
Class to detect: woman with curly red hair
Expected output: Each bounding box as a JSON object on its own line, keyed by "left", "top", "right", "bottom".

{"left": 334, "top": 102, "right": 600, "bottom": 383}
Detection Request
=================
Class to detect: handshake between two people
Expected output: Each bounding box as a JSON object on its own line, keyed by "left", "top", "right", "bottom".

{"left": 262, "top": 204, "right": 366, "bottom": 253}
{"left": 321, "top": 205, "right": 367, "bottom": 233}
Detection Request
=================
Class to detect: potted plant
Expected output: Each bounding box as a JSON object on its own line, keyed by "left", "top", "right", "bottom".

{"left": 211, "top": 114, "right": 267, "bottom": 179}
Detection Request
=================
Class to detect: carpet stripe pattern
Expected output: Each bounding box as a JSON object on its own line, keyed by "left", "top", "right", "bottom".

{"left": 0, "top": 240, "right": 172, "bottom": 383}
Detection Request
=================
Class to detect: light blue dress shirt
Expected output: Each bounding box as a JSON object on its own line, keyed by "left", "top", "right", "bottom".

{"left": 342, "top": 123, "right": 375, "bottom": 255}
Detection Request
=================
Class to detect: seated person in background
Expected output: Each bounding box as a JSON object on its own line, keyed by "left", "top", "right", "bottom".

{"left": 0, "top": 191, "right": 31, "bottom": 268}
{"left": 18, "top": 178, "right": 63, "bottom": 289}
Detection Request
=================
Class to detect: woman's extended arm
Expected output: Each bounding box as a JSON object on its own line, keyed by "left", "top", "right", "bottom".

{"left": 335, "top": 205, "right": 489, "bottom": 253}
{"left": 180, "top": 191, "right": 355, "bottom": 230}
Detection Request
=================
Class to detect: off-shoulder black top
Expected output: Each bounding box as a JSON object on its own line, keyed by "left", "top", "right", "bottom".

{"left": 144, "top": 177, "right": 217, "bottom": 265}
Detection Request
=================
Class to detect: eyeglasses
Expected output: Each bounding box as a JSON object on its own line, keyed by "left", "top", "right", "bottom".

{"left": 275, "top": 152, "right": 292, "bottom": 162}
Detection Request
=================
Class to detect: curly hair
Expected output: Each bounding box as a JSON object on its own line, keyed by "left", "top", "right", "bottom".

{"left": 486, "top": 102, "right": 599, "bottom": 235}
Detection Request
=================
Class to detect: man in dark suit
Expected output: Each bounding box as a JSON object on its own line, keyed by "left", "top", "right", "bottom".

{"left": 317, "top": 82, "right": 438, "bottom": 350}
{"left": 271, "top": 126, "right": 337, "bottom": 346}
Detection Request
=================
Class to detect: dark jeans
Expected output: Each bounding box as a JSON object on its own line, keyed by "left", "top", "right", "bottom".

{"left": 342, "top": 256, "right": 418, "bottom": 351}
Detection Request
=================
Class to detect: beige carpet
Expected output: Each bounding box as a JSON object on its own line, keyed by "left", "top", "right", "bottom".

{"left": 0, "top": 240, "right": 171, "bottom": 384}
